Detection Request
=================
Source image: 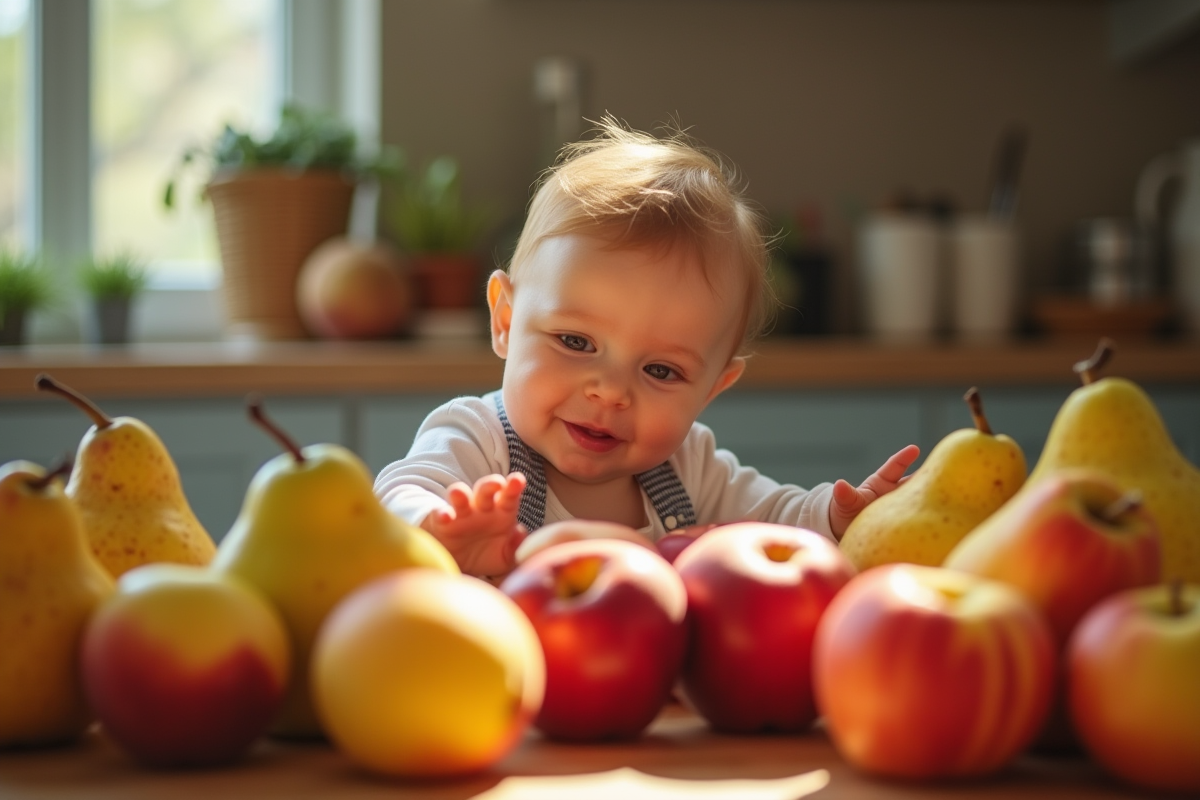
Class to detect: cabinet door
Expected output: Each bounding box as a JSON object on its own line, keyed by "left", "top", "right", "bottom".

{"left": 925, "top": 384, "right": 1200, "bottom": 470}
{"left": 357, "top": 394, "right": 461, "bottom": 478}
{"left": 699, "top": 390, "right": 923, "bottom": 489}
{"left": 924, "top": 386, "right": 1071, "bottom": 470}
{"left": 0, "top": 397, "right": 344, "bottom": 544}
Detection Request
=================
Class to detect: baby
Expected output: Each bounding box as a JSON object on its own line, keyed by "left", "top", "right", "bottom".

{"left": 375, "top": 118, "right": 918, "bottom": 577}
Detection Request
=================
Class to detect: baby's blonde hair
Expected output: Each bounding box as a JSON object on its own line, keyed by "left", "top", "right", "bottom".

{"left": 508, "top": 116, "right": 775, "bottom": 350}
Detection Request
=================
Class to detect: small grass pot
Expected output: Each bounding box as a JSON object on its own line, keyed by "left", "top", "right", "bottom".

{"left": 79, "top": 253, "right": 150, "bottom": 345}
{"left": 0, "top": 251, "right": 55, "bottom": 346}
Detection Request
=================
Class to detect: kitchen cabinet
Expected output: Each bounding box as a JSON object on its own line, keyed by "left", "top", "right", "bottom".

{"left": 4, "top": 385, "right": 1199, "bottom": 537}
{"left": 701, "top": 383, "right": 1200, "bottom": 487}
{"left": 4, "top": 385, "right": 1198, "bottom": 536}
{"left": 0, "top": 397, "right": 345, "bottom": 543}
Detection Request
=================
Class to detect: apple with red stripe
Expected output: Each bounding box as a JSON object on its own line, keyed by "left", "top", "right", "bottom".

{"left": 81, "top": 563, "right": 290, "bottom": 768}
{"left": 814, "top": 564, "right": 1056, "bottom": 779}
{"left": 1067, "top": 581, "right": 1200, "bottom": 794}
{"left": 944, "top": 469, "right": 1161, "bottom": 646}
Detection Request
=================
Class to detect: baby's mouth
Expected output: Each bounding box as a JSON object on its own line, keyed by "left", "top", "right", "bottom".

{"left": 563, "top": 421, "right": 622, "bottom": 453}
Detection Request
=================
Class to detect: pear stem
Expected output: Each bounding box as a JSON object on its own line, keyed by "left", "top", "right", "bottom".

{"left": 25, "top": 457, "right": 74, "bottom": 492}
{"left": 963, "top": 387, "right": 993, "bottom": 435}
{"left": 1168, "top": 580, "right": 1186, "bottom": 617}
{"left": 1098, "top": 490, "right": 1142, "bottom": 524}
{"left": 247, "top": 394, "right": 305, "bottom": 464}
{"left": 36, "top": 373, "right": 112, "bottom": 429}
{"left": 1073, "top": 338, "right": 1115, "bottom": 386}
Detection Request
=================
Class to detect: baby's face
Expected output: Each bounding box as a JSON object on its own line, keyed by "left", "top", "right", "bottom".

{"left": 490, "top": 234, "right": 746, "bottom": 488}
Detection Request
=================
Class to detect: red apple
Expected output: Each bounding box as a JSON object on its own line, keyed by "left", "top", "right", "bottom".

{"left": 499, "top": 538, "right": 687, "bottom": 741}
{"left": 813, "top": 564, "right": 1056, "bottom": 779}
{"left": 672, "top": 522, "right": 855, "bottom": 733}
{"left": 81, "top": 563, "right": 290, "bottom": 768}
{"left": 1067, "top": 581, "right": 1200, "bottom": 794}
{"left": 943, "top": 469, "right": 1161, "bottom": 645}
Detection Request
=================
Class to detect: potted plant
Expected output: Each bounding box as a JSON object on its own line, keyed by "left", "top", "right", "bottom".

{"left": 164, "top": 102, "right": 401, "bottom": 341}
{"left": 388, "top": 155, "right": 490, "bottom": 312}
{"left": 78, "top": 252, "right": 149, "bottom": 345}
{"left": 0, "top": 250, "right": 55, "bottom": 346}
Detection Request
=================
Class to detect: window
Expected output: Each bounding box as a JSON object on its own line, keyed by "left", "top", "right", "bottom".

{"left": 14, "top": 0, "right": 378, "bottom": 342}
{"left": 0, "top": 0, "right": 30, "bottom": 249}
{"left": 93, "top": 0, "right": 284, "bottom": 287}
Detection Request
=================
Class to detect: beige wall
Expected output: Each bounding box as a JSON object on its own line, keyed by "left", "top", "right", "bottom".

{"left": 380, "top": 0, "right": 1200, "bottom": 333}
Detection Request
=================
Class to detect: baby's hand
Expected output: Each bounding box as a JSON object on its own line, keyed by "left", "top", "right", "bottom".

{"left": 424, "top": 472, "right": 528, "bottom": 577}
{"left": 828, "top": 444, "right": 921, "bottom": 540}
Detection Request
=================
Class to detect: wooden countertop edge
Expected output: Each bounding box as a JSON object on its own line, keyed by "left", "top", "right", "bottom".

{"left": 0, "top": 337, "right": 1197, "bottom": 398}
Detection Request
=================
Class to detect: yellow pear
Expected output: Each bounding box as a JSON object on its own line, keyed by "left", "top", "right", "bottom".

{"left": 840, "top": 387, "right": 1027, "bottom": 571}
{"left": 0, "top": 459, "right": 115, "bottom": 748}
{"left": 1023, "top": 339, "right": 1200, "bottom": 583}
{"left": 211, "top": 397, "right": 459, "bottom": 739}
{"left": 36, "top": 375, "right": 216, "bottom": 577}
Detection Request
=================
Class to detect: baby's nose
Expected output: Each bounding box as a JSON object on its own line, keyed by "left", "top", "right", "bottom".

{"left": 584, "top": 369, "right": 632, "bottom": 408}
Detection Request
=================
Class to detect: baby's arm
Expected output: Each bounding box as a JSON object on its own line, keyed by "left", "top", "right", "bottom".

{"left": 373, "top": 396, "right": 528, "bottom": 577}
{"left": 828, "top": 444, "right": 921, "bottom": 540}
{"left": 423, "top": 472, "right": 528, "bottom": 577}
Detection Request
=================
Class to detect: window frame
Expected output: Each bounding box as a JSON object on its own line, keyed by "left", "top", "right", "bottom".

{"left": 27, "top": 0, "right": 380, "bottom": 343}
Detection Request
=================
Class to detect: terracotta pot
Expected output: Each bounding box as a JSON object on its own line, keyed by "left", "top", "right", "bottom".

{"left": 410, "top": 254, "right": 485, "bottom": 310}
{"left": 207, "top": 169, "right": 355, "bottom": 340}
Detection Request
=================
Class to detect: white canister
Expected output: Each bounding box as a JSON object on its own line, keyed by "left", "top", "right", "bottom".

{"left": 858, "top": 213, "right": 943, "bottom": 342}
{"left": 949, "top": 216, "right": 1021, "bottom": 342}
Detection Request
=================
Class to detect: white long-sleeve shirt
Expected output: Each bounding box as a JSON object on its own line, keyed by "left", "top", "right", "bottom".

{"left": 374, "top": 391, "right": 835, "bottom": 542}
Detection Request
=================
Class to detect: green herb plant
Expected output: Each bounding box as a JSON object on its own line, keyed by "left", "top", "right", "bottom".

{"left": 78, "top": 252, "right": 150, "bottom": 300}
{"left": 163, "top": 102, "right": 403, "bottom": 209}
{"left": 0, "top": 250, "right": 56, "bottom": 319}
{"left": 389, "top": 156, "right": 489, "bottom": 255}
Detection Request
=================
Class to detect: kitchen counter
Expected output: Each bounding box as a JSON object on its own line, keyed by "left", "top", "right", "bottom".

{"left": 1, "top": 337, "right": 1197, "bottom": 399}
{"left": 0, "top": 704, "right": 1145, "bottom": 800}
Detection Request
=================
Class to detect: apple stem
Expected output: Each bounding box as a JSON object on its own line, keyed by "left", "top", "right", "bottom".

{"left": 963, "top": 387, "right": 993, "bottom": 435}
{"left": 36, "top": 373, "right": 113, "bottom": 429}
{"left": 25, "top": 457, "right": 74, "bottom": 492}
{"left": 1099, "top": 490, "right": 1142, "bottom": 524}
{"left": 1072, "top": 338, "right": 1115, "bottom": 386}
{"left": 1169, "top": 580, "right": 1185, "bottom": 617}
{"left": 247, "top": 394, "right": 305, "bottom": 464}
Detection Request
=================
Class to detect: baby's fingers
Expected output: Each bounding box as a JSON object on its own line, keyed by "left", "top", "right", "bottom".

{"left": 446, "top": 482, "right": 475, "bottom": 515}
{"left": 872, "top": 444, "right": 921, "bottom": 486}
{"left": 496, "top": 473, "right": 527, "bottom": 511}
{"left": 471, "top": 474, "right": 506, "bottom": 512}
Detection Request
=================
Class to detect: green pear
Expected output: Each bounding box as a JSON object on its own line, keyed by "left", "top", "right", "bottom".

{"left": 36, "top": 374, "right": 216, "bottom": 578}
{"left": 0, "top": 459, "right": 115, "bottom": 748}
{"left": 840, "top": 387, "right": 1027, "bottom": 571}
{"left": 212, "top": 397, "right": 459, "bottom": 739}
{"left": 1022, "top": 339, "right": 1200, "bottom": 583}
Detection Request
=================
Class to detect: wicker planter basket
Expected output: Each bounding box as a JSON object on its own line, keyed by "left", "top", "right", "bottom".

{"left": 207, "top": 169, "right": 355, "bottom": 340}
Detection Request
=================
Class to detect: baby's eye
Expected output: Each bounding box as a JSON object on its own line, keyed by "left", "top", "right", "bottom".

{"left": 644, "top": 364, "right": 678, "bottom": 381}
{"left": 559, "top": 334, "right": 593, "bottom": 352}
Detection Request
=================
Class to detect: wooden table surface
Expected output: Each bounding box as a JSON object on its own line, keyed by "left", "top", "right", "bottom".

{"left": 1, "top": 337, "right": 1197, "bottom": 399}
{"left": 0, "top": 705, "right": 1150, "bottom": 800}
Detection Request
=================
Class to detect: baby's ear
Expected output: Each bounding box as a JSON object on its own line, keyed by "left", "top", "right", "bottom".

{"left": 706, "top": 356, "right": 746, "bottom": 402}
{"left": 487, "top": 270, "right": 514, "bottom": 358}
